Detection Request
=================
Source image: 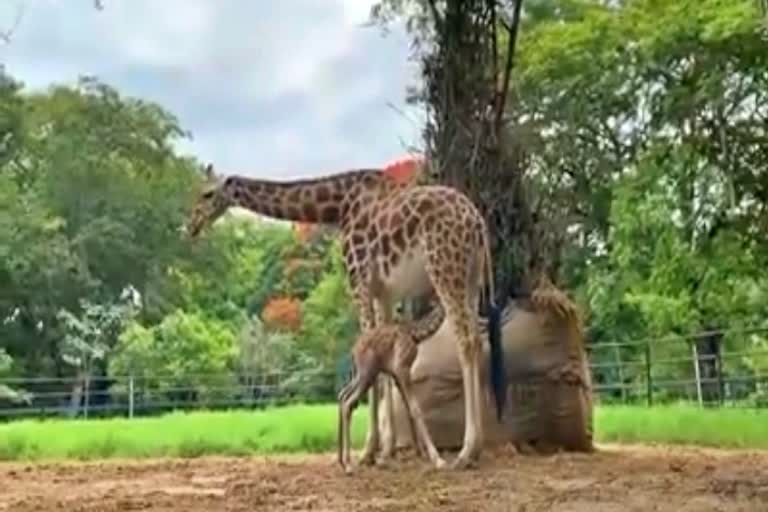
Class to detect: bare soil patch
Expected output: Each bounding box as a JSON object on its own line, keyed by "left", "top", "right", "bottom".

{"left": 1, "top": 444, "right": 767, "bottom": 512}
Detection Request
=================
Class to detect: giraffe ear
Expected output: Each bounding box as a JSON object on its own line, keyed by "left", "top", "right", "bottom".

{"left": 202, "top": 163, "right": 216, "bottom": 181}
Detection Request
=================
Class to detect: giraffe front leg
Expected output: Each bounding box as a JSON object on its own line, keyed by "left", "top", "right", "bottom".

{"left": 376, "top": 376, "right": 397, "bottom": 466}
{"left": 346, "top": 281, "right": 380, "bottom": 466}
{"left": 341, "top": 369, "right": 376, "bottom": 475}
{"left": 358, "top": 379, "right": 380, "bottom": 466}
{"left": 373, "top": 297, "right": 397, "bottom": 465}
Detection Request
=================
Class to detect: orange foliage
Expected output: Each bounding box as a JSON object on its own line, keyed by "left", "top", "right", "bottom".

{"left": 382, "top": 154, "right": 426, "bottom": 184}
{"left": 262, "top": 296, "right": 302, "bottom": 332}
{"left": 294, "top": 222, "right": 317, "bottom": 243}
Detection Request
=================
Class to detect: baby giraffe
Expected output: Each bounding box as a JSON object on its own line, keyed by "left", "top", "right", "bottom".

{"left": 337, "top": 303, "right": 446, "bottom": 474}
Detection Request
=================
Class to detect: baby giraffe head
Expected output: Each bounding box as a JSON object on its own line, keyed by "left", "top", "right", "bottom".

{"left": 185, "top": 163, "right": 235, "bottom": 238}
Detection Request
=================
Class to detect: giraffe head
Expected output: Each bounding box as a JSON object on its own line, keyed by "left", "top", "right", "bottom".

{"left": 185, "top": 163, "right": 233, "bottom": 238}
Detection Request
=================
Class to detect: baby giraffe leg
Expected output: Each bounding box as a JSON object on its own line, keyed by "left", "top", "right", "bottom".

{"left": 392, "top": 368, "right": 446, "bottom": 469}
{"left": 358, "top": 382, "right": 380, "bottom": 466}
{"left": 337, "top": 376, "right": 358, "bottom": 470}
{"left": 392, "top": 373, "right": 425, "bottom": 460}
{"left": 378, "top": 377, "right": 397, "bottom": 462}
{"left": 340, "top": 368, "right": 376, "bottom": 474}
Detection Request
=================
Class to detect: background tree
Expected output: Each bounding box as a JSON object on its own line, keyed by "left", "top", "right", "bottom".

{"left": 368, "top": 0, "right": 767, "bottom": 403}
{"left": 509, "top": 0, "right": 768, "bottom": 401}
{"left": 56, "top": 294, "right": 137, "bottom": 416}
{"left": 109, "top": 309, "right": 238, "bottom": 407}
{"left": 0, "top": 348, "right": 30, "bottom": 406}
{"left": 371, "top": 0, "right": 537, "bottom": 299}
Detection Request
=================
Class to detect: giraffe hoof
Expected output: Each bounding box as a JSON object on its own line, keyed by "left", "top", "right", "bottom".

{"left": 450, "top": 455, "right": 478, "bottom": 470}
{"left": 343, "top": 464, "right": 356, "bottom": 476}
{"left": 358, "top": 451, "right": 376, "bottom": 467}
{"left": 433, "top": 457, "right": 448, "bottom": 470}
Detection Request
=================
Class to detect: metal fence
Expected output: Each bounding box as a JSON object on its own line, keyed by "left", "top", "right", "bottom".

{"left": 586, "top": 326, "right": 768, "bottom": 408}
{"left": 1, "top": 326, "right": 767, "bottom": 421}
{"left": 0, "top": 366, "right": 344, "bottom": 421}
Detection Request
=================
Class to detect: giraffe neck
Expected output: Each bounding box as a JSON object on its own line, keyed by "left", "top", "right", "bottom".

{"left": 222, "top": 168, "right": 395, "bottom": 224}
{"left": 405, "top": 302, "right": 446, "bottom": 343}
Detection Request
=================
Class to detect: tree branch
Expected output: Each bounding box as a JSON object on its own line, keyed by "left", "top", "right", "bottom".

{"left": 426, "top": 0, "right": 444, "bottom": 35}
{"left": 494, "top": 0, "right": 523, "bottom": 135}
{"left": 0, "top": 3, "right": 26, "bottom": 45}
{"left": 490, "top": 0, "right": 498, "bottom": 85}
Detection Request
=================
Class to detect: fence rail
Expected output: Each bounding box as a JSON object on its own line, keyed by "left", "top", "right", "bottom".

{"left": 2, "top": 326, "right": 767, "bottom": 421}
{"left": 587, "top": 325, "right": 768, "bottom": 409}
{"left": 0, "top": 368, "right": 343, "bottom": 421}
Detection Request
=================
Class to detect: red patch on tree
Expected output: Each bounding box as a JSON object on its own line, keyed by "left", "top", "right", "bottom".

{"left": 294, "top": 222, "right": 316, "bottom": 243}
{"left": 381, "top": 154, "right": 425, "bottom": 184}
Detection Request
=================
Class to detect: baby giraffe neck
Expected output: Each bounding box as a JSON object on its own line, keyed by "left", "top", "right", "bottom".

{"left": 405, "top": 303, "right": 446, "bottom": 343}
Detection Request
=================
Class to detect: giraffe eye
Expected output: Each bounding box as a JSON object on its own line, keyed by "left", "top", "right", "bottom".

{"left": 201, "top": 190, "right": 214, "bottom": 199}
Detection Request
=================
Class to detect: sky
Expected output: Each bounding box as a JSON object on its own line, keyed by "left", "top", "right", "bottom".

{"left": 0, "top": 0, "right": 426, "bottom": 179}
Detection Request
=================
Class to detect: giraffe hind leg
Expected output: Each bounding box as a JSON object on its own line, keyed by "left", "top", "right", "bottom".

{"left": 450, "top": 298, "right": 486, "bottom": 467}
{"left": 422, "top": 236, "right": 484, "bottom": 469}
{"left": 391, "top": 366, "right": 446, "bottom": 469}
{"left": 387, "top": 368, "right": 424, "bottom": 460}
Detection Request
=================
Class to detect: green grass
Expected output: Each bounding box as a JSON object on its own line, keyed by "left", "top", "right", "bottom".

{"left": 0, "top": 404, "right": 766, "bottom": 462}
{"left": 0, "top": 404, "right": 368, "bottom": 462}
{"left": 596, "top": 403, "right": 768, "bottom": 449}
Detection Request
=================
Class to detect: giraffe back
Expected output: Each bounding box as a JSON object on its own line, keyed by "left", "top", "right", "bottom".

{"left": 340, "top": 184, "right": 489, "bottom": 301}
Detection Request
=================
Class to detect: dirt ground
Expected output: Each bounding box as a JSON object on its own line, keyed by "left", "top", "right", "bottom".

{"left": 1, "top": 444, "right": 767, "bottom": 512}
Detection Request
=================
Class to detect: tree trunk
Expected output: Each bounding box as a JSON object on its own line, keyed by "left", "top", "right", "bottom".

{"left": 68, "top": 370, "right": 85, "bottom": 418}
{"left": 418, "top": 0, "right": 539, "bottom": 301}
{"left": 694, "top": 329, "right": 724, "bottom": 406}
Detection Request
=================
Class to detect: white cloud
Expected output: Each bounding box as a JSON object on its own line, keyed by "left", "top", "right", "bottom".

{"left": 340, "top": 0, "right": 379, "bottom": 25}
{"left": 0, "top": 0, "right": 425, "bottom": 178}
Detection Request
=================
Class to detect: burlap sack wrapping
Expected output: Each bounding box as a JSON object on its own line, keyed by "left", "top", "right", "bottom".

{"left": 385, "top": 298, "right": 594, "bottom": 453}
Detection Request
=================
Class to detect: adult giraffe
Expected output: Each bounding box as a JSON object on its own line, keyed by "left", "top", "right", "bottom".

{"left": 184, "top": 157, "right": 506, "bottom": 469}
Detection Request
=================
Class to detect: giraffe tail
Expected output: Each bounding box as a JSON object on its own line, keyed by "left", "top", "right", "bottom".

{"left": 482, "top": 226, "right": 506, "bottom": 423}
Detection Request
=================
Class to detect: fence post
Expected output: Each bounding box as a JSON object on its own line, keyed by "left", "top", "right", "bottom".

{"left": 83, "top": 371, "right": 90, "bottom": 420}
{"left": 128, "top": 374, "right": 134, "bottom": 419}
{"left": 644, "top": 342, "right": 653, "bottom": 406}
{"left": 691, "top": 342, "right": 704, "bottom": 407}
{"left": 715, "top": 345, "right": 725, "bottom": 405}
{"left": 613, "top": 343, "right": 626, "bottom": 402}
